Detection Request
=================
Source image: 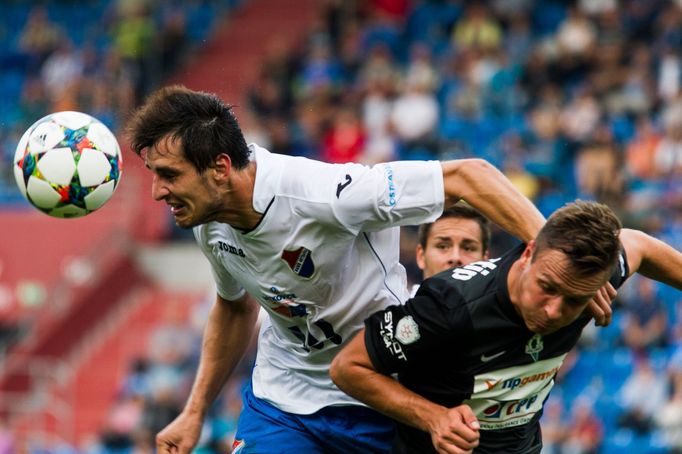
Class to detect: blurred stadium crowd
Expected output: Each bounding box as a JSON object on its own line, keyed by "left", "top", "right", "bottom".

{"left": 1, "top": 0, "right": 682, "bottom": 453}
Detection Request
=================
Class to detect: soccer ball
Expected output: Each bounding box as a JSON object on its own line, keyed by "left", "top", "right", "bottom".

{"left": 13, "top": 111, "right": 122, "bottom": 218}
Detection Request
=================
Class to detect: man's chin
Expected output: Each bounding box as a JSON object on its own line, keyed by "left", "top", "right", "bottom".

{"left": 174, "top": 216, "right": 198, "bottom": 229}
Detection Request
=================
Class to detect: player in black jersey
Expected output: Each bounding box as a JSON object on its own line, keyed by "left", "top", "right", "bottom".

{"left": 331, "top": 201, "right": 682, "bottom": 454}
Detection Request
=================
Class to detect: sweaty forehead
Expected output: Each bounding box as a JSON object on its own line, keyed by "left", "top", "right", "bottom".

{"left": 145, "top": 135, "right": 184, "bottom": 167}
{"left": 429, "top": 217, "right": 482, "bottom": 243}
{"left": 535, "top": 249, "right": 608, "bottom": 296}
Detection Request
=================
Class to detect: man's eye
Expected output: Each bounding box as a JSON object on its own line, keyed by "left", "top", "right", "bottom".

{"left": 540, "top": 283, "right": 556, "bottom": 294}
{"left": 567, "top": 296, "right": 590, "bottom": 306}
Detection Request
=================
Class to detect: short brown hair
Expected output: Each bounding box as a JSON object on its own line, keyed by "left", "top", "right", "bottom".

{"left": 534, "top": 200, "right": 621, "bottom": 278}
{"left": 126, "top": 85, "right": 251, "bottom": 172}
{"left": 418, "top": 203, "right": 491, "bottom": 253}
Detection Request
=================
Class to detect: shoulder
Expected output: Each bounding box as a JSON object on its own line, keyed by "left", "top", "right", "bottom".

{"left": 428, "top": 257, "right": 507, "bottom": 298}
{"left": 193, "top": 224, "right": 208, "bottom": 245}
{"left": 253, "top": 144, "right": 366, "bottom": 203}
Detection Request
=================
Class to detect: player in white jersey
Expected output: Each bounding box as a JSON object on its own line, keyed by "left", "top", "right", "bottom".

{"left": 127, "top": 85, "right": 549, "bottom": 453}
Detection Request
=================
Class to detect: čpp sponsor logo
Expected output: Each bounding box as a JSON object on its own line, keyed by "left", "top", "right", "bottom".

{"left": 482, "top": 394, "right": 539, "bottom": 419}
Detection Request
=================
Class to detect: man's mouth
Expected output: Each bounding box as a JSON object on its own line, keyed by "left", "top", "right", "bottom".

{"left": 168, "top": 202, "right": 186, "bottom": 215}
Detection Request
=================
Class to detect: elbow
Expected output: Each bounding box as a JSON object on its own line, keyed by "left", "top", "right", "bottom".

{"left": 330, "top": 353, "right": 348, "bottom": 390}
{"left": 442, "top": 158, "right": 496, "bottom": 203}
{"left": 331, "top": 350, "right": 362, "bottom": 396}
{"left": 453, "top": 158, "right": 495, "bottom": 174}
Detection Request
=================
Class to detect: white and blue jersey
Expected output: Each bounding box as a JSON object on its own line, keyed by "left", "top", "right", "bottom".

{"left": 194, "top": 144, "right": 444, "bottom": 415}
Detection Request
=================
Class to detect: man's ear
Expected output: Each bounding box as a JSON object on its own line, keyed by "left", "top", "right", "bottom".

{"left": 520, "top": 240, "right": 536, "bottom": 267}
{"left": 213, "top": 153, "right": 232, "bottom": 182}
{"left": 416, "top": 244, "right": 426, "bottom": 271}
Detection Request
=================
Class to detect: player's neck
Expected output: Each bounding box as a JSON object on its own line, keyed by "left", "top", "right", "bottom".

{"left": 507, "top": 259, "right": 524, "bottom": 314}
{"left": 216, "top": 161, "right": 262, "bottom": 230}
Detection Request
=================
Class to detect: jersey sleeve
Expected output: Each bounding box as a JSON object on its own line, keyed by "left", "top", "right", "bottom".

{"left": 610, "top": 246, "right": 630, "bottom": 289}
{"left": 193, "top": 226, "right": 246, "bottom": 301}
{"left": 364, "top": 277, "right": 471, "bottom": 375}
{"left": 329, "top": 160, "right": 445, "bottom": 233}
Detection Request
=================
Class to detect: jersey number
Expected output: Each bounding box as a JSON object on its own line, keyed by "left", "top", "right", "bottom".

{"left": 289, "top": 319, "right": 342, "bottom": 352}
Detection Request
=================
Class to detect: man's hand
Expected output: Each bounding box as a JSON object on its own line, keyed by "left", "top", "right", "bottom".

{"left": 428, "top": 404, "right": 480, "bottom": 454}
{"left": 586, "top": 282, "right": 617, "bottom": 327}
{"left": 156, "top": 410, "right": 204, "bottom": 454}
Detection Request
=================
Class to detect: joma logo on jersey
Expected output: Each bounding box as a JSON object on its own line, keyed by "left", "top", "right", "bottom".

{"left": 502, "top": 366, "right": 559, "bottom": 390}
{"left": 218, "top": 240, "right": 245, "bottom": 257}
{"left": 281, "top": 247, "right": 315, "bottom": 278}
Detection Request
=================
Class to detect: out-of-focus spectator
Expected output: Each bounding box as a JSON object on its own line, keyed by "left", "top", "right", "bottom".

{"left": 299, "top": 35, "right": 344, "bottom": 98}
{"left": 621, "top": 277, "right": 669, "bottom": 352}
{"left": 120, "top": 358, "right": 153, "bottom": 400}
{"left": 560, "top": 87, "right": 602, "bottom": 143}
{"left": 94, "top": 48, "right": 136, "bottom": 121}
{"left": 656, "top": 365, "right": 682, "bottom": 451}
{"left": 18, "top": 78, "right": 48, "bottom": 126}
{"left": 556, "top": 6, "right": 596, "bottom": 60}
{"left": 390, "top": 68, "right": 439, "bottom": 159}
{"left": 618, "top": 354, "right": 668, "bottom": 434}
{"left": 99, "top": 394, "right": 146, "bottom": 451}
{"left": 451, "top": 3, "right": 502, "bottom": 52}
{"left": 626, "top": 116, "right": 662, "bottom": 180}
{"left": 111, "top": 1, "right": 156, "bottom": 102}
{"left": 563, "top": 397, "right": 604, "bottom": 454}
{"left": 574, "top": 126, "right": 623, "bottom": 203}
{"left": 654, "top": 101, "right": 682, "bottom": 176}
{"left": 540, "top": 396, "right": 568, "bottom": 454}
{"left": 361, "top": 64, "right": 397, "bottom": 163}
{"left": 321, "top": 107, "right": 366, "bottom": 163}
{"left": 158, "top": 7, "right": 189, "bottom": 75}
{"left": 40, "top": 39, "right": 83, "bottom": 111}
{"left": 18, "top": 5, "right": 63, "bottom": 71}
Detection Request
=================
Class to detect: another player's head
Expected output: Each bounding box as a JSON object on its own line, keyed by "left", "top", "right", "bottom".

{"left": 126, "top": 86, "right": 251, "bottom": 228}
{"left": 416, "top": 204, "right": 491, "bottom": 279}
{"left": 511, "top": 201, "right": 621, "bottom": 335}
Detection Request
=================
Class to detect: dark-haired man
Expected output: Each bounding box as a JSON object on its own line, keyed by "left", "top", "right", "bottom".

{"left": 415, "top": 204, "right": 491, "bottom": 284}
{"left": 331, "top": 201, "right": 682, "bottom": 454}
{"left": 126, "top": 85, "right": 607, "bottom": 453}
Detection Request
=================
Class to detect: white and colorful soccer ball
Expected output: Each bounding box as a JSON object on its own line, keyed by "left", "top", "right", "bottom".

{"left": 13, "top": 111, "right": 123, "bottom": 218}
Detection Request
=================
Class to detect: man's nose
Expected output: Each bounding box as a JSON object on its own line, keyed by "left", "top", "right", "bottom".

{"left": 544, "top": 296, "right": 564, "bottom": 321}
{"left": 448, "top": 247, "right": 464, "bottom": 267}
{"left": 151, "top": 175, "right": 169, "bottom": 201}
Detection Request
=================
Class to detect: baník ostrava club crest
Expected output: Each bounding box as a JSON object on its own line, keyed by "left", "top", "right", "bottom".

{"left": 281, "top": 247, "right": 315, "bottom": 278}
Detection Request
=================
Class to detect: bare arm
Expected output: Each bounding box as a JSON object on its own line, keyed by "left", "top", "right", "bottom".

{"left": 331, "top": 329, "right": 480, "bottom": 454}
{"left": 441, "top": 159, "right": 545, "bottom": 244}
{"left": 620, "top": 228, "right": 682, "bottom": 289}
{"left": 156, "top": 293, "right": 260, "bottom": 454}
